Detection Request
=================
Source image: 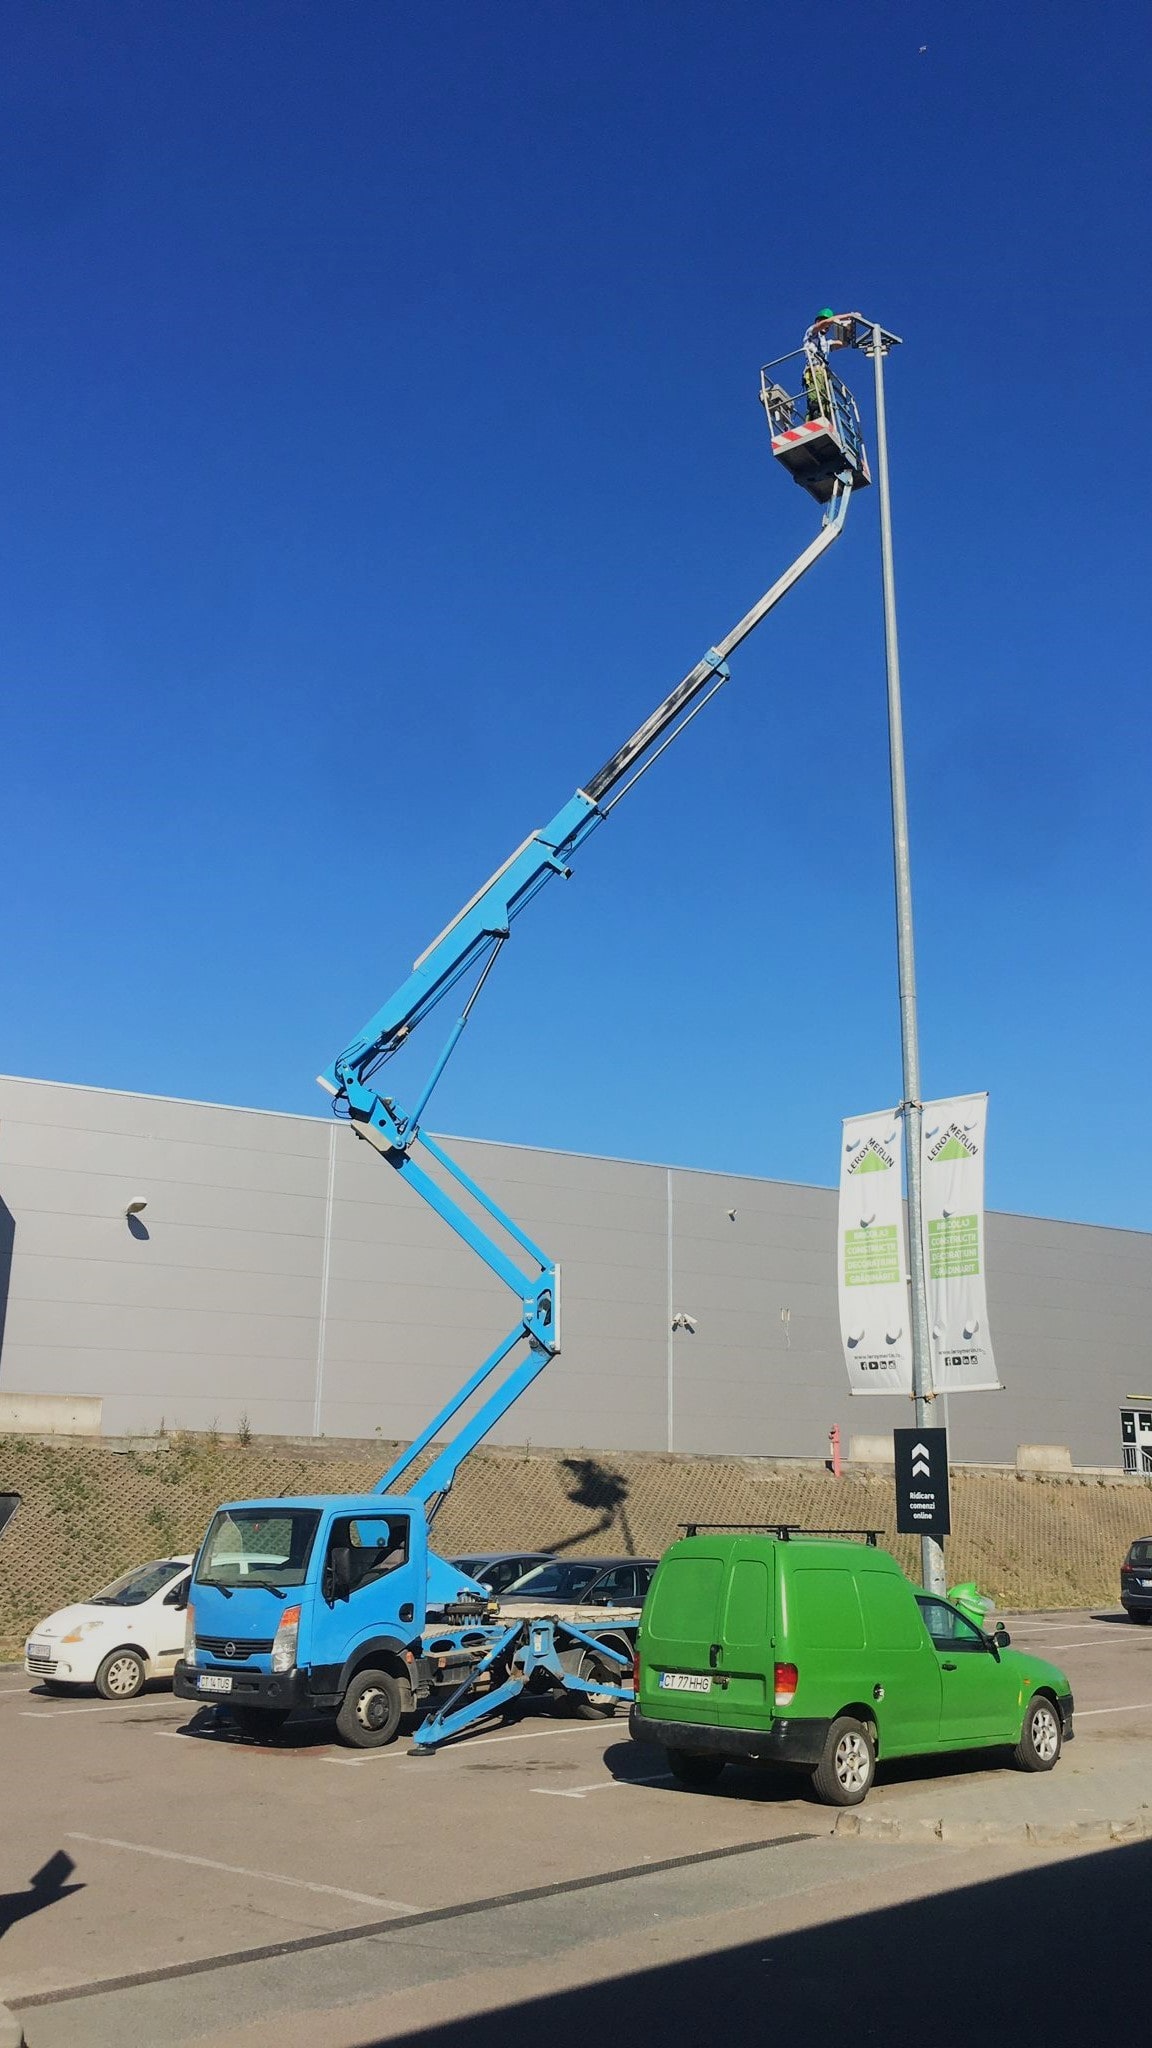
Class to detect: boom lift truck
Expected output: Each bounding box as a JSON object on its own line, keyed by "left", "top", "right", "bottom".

{"left": 174, "top": 343, "right": 872, "bottom": 1751}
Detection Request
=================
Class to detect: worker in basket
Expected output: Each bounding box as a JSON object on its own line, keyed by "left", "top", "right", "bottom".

{"left": 802, "top": 308, "right": 845, "bottom": 422}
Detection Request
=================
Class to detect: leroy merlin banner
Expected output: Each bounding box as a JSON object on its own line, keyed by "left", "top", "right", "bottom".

{"left": 920, "top": 1092, "right": 1001, "bottom": 1392}
{"left": 838, "top": 1110, "right": 912, "bottom": 1395}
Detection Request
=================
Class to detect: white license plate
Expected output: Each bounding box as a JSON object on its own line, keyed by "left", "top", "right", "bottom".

{"left": 659, "top": 1671, "right": 712, "bottom": 1693}
{"left": 28, "top": 1643, "right": 50, "bottom": 1660}
{"left": 197, "top": 1673, "right": 233, "bottom": 1695}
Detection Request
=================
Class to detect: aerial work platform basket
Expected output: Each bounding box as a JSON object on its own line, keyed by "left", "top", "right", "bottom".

{"left": 759, "top": 362, "right": 871, "bottom": 504}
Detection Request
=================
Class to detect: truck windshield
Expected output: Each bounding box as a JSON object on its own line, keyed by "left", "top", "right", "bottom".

{"left": 198, "top": 1510, "right": 320, "bottom": 1590}
{"left": 502, "top": 1561, "right": 604, "bottom": 1600}
{"left": 90, "top": 1559, "right": 187, "bottom": 1606}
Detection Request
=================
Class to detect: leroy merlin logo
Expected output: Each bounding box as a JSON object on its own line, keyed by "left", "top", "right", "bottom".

{"left": 927, "top": 1123, "right": 978, "bottom": 1163}
{"left": 848, "top": 1138, "right": 895, "bottom": 1175}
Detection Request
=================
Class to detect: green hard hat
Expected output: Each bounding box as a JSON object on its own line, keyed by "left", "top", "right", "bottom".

{"left": 817, "top": 307, "right": 836, "bottom": 320}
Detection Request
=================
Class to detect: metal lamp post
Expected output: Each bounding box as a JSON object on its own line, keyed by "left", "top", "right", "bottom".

{"left": 850, "top": 316, "right": 947, "bottom": 1597}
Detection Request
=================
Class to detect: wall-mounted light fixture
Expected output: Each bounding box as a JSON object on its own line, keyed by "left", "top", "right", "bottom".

{"left": 125, "top": 1199, "right": 148, "bottom": 1219}
{"left": 671, "top": 1312, "right": 697, "bottom": 1334}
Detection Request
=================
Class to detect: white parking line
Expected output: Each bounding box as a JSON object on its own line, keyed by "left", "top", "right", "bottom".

{"left": 323, "top": 1720, "right": 619, "bottom": 1767}
{"left": 533, "top": 1773, "right": 672, "bottom": 1799}
{"left": 1014, "top": 1636, "right": 1143, "bottom": 1651}
{"left": 1075, "top": 1702, "right": 1152, "bottom": 1718}
{"left": 65, "top": 1833, "right": 416, "bottom": 1912}
{"left": 22, "top": 1699, "right": 180, "bottom": 1719}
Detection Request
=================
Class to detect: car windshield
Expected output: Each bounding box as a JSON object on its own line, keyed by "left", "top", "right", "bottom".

{"left": 197, "top": 1509, "right": 320, "bottom": 1590}
{"left": 502, "top": 1561, "right": 605, "bottom": 1600}
{"left": 90, "top": 1559, "right": 187, "bottom": 1607}
{"left": 1128, "top": 1541, "right": 1152, "bottom": 1566}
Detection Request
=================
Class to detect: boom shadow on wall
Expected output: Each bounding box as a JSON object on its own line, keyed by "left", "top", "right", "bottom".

{"left": 545, "top": 1457, "right": 636, "bottom": 1557}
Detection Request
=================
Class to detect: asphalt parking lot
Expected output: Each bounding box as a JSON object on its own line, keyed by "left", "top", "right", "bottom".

{"left": 2, "top": 1608, "right": 1151, "bottom": 2046}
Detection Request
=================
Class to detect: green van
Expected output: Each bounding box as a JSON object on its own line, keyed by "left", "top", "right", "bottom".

{"left": 630, "top": 1526, "right": 1074, "bottom": 1805}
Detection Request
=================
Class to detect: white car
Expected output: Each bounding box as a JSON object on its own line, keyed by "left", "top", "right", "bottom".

{"left": 24, "top": 1555, "right": 193, "bottom": 1700}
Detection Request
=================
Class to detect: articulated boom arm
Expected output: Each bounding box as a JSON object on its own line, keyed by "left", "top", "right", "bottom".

{"left": 320, "top": 481, "right": 854, "bottom": 1507}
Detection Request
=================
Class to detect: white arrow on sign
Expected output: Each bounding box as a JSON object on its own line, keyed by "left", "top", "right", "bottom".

{"left": 911, "top": 1441, "right": 931, "bottom": 1477}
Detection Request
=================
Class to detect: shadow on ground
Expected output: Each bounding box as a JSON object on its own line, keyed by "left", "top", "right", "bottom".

{"left": 354, "top": 1837, "right": 1152, "bottom": 2048}
{"left": 606, "top": 1735, "right": 1019, "bottom": 1802}
{"left": 0, "top": 1852, "right": 82, "bottom": 1941}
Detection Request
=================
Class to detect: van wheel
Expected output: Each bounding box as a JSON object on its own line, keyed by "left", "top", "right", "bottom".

{"left": 667, "top": 1749, "right": 726, "bottom": 1789}
{"left": 1014, "top": 1695, "right": 1062, "bottom": 1771}
{"left": 811, "top": 1717, "right": 875, "bottom": 1806}
{"left": 336, "top": 1669, "right": 404, "bottom": 1749}
{"left": 1129, "top": 1609, "right": 1151, "bottom": 1624}
{"left": 95, "top": 1650, "right": 146, "bottom": 1701}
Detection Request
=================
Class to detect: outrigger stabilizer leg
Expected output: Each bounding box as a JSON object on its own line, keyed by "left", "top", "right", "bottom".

{"left": 409, "top": 1618, "right": 633, "bottom": 1752}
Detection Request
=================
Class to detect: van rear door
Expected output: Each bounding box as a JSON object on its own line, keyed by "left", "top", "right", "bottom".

{"left": 712, "top": 1539, "right": 775, "bottom": 1730}
{"left": 640, "top": 1544, "right": 726, "bottom": 1725}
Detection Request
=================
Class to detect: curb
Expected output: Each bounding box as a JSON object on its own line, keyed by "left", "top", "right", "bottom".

{"left": 834, "top": 1810, "right": 1151, "bottom": 1847}
{"left": 0, "top": 2003, "right": 25, "bottom": 2047}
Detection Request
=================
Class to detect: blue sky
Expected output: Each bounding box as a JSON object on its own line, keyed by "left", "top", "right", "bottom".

{"left": 2, "top": 0, "right": 1149, "bottom": 1230}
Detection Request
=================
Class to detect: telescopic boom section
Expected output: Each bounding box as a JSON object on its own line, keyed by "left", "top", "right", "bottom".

{"left": 319, "top": 466, "right": 857, "bottom": 1507}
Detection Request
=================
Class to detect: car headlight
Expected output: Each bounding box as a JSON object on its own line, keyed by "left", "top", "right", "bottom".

{"left": 184, "top": 1602, "right": 197, "bottom": 1667}
{"left": 61, "top": 1622, "right": 105, "bottom": 1644}
{"left": 270, "top": 1604, "right": 300, "bottom": 1674}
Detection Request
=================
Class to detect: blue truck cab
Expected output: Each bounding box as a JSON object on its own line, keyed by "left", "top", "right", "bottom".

{"left": 174, "top": 1493, "right": 493, "bottom": 1746}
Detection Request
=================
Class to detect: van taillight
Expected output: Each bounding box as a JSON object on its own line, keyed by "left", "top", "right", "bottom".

{"left": 773, "top": 1662, "right": 798, "bottom": 1708}
{"left": 631, "top": 1651, "right": 640, "bottom": 1693}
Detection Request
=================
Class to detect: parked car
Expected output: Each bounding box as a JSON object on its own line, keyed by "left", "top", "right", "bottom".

{"left": 1120, "top": 1538, "right": 1152, "bottom": 1621}
{"left": 498, "top": 1556, "right": 657, "bottom": 1622}
{"left": 449, "top": 1551, "right": 556, "bottom": 1597}
{"left": 24, "top": 1556, "right": 193, "bottom": 1699}
{"left": 631, "top": 1529, "right": 1074, "bottom": 1806}
{"left": 495, "top": 1556, "right": 657, "bottom": 1718}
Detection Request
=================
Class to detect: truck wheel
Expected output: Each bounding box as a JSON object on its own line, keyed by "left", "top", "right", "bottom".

{"left": 1014, "top": 1695, "right": 1062, "bottom": 1771}
{"left": 667, "top": 1749, "right": 726, "bottom": 1788}
{"left": 95, "top": 1649, "right": 146, "bottom": 1701}
{"left": 810, "top": 1716, "right": 875, "bottom": 1806}
{"left": 336, "top": 1669, "right": 404, "bottom": 1749}
{"left": 570, "top": 1647, "right": 623, "bottom": 1720}
{"left": 230, "top": 1706, "right": 290, "bottom": 1740}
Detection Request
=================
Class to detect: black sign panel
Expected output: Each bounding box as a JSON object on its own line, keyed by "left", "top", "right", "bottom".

{"left": 894, "top": 1428, "right": 950, "bottom": 1539}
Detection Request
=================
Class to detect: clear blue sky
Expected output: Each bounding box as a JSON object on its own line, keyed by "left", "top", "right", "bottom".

{"left": 2, "top": 1, "right": 1149, "bottom": 1230}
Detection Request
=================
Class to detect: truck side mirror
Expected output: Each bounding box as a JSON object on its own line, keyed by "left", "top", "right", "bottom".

{"left": 993, "top": 1625, "right": 1011, "bottom": 1648}
{"left": 326, "top": 1548, "right": 354, "bottom": 1603}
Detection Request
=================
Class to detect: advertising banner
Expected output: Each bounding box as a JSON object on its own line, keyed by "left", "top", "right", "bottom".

{"left": 920, "top": 1092, "right": 1000, "bottom": 1392}
{"left": 838, "top": 1110, "right": 912, "bottom": 1396}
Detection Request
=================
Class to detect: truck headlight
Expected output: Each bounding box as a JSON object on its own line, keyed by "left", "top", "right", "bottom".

{"left": 271, "top": 1604, "right": 300, "bottom": 1674}
{"left": 184, "top": 1602, "right": 197, "bottom": 1668}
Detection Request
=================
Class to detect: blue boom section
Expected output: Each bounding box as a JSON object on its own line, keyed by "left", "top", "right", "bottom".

{"left": 318, "top": 480, "right": 856, "bottom": 1517}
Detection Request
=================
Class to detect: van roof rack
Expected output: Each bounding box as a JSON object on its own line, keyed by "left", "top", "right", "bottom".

{"left": 679, "top": 1523, "right": 884, "bottom": 1545}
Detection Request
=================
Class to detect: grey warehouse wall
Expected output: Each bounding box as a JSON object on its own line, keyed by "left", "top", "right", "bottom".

{"left": 0, "top": 1074, "right": 1148, "bottom": 1466}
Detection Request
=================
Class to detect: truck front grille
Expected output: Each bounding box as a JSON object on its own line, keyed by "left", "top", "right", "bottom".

{"left": 196, "top": 1635, "right": 273, "bottom": 1661}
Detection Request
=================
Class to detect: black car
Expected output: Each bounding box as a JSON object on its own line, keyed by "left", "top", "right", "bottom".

{"left": 1120, "top": 1538, "right": 1152, "bottom": 1621}
{"left": 450, "top": 1551, "right": 557, "bottom": 1597}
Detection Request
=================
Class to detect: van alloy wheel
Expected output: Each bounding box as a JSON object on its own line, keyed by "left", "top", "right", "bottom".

{"left": 834, "top": 1730, "right": 871, "bottom": 1792}
{"left": 1014, "top": 1696, "right": 1062, "bottom": 1772}
{"left": 811, "top": 1715, "right": 876, "bottom": 1807}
